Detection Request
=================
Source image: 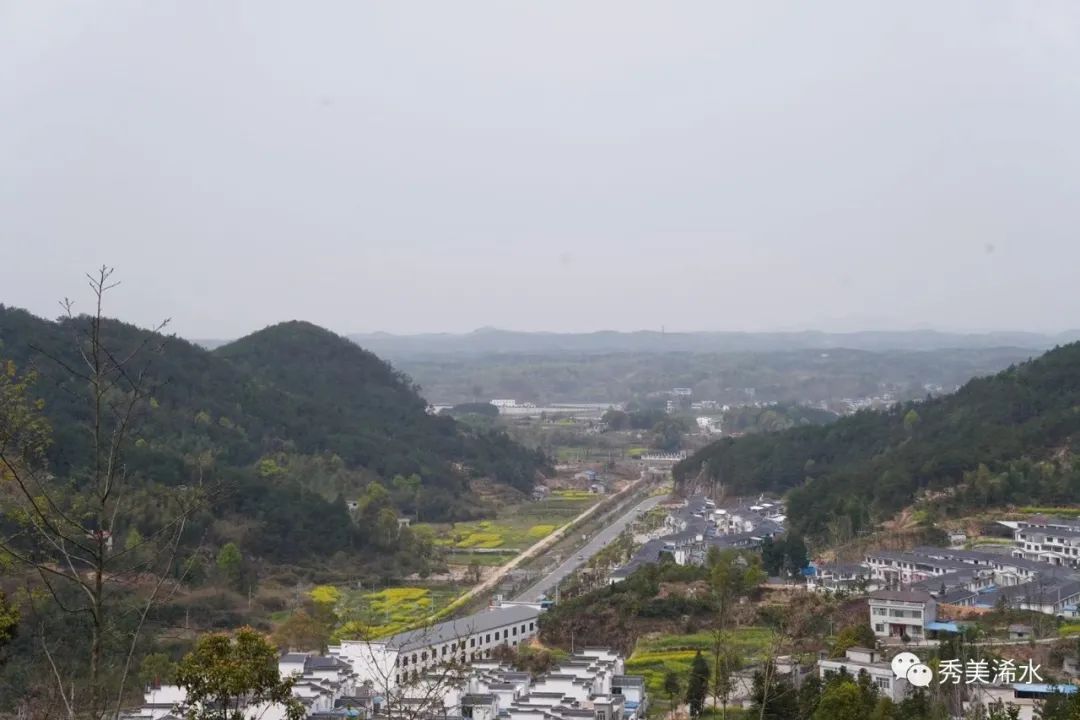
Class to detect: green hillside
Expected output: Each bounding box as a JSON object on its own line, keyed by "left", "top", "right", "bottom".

{"left": 0, "top": 306, "right": 547, "bottom": 564}
{"left": 675, "top": 342, "right": 1080, "bottom": 539}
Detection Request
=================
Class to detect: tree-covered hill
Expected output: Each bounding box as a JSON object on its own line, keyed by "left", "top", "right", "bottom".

{"left": 675, "top": 342, "right": 1080, "bottom": 540}
{"left": 0, "top": 306, "right": 547, "bottom": 563}
{"left": 213, "top": 321, "right": 545, "bottom": 500}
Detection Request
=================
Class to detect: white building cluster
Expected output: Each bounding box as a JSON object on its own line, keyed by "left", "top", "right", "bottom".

{"left": 124, "top": 604, "right": 647, "bottom": 720}
{"left": 809, "top": 523, "right": 1080, "bottom": 620}
{"left": 124, "top": 653, "right": 369, "bottom": 720}
{"left": 436, "top": 648, "right": 645, "bottom": 720}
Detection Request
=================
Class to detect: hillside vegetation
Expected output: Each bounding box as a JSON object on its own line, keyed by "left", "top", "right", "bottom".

{"left": 675, "top": 342, "right": 1080, "bottom": 540}
{"left": 0, "top": 306, "right": 547, "bottom": 566}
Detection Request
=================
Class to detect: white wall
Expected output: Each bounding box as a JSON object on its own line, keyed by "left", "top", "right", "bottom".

{"left": 333, "top": 641, "right": 399, "bottom": 690}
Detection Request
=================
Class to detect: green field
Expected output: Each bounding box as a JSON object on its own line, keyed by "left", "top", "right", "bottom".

{"left": 421, "top": 492, "right": 597, "bottom": 554}
{"left": 445, "top": 551, "right": 513, "bottom": 566}
{"left": 626, "top": 628, "right": 773, "bottom": 716}
{"left": 967, "top": 537, "right": 1013, "bottom": 547}
{"left": 332, "top": 585, "right": 461, "bottom": 640}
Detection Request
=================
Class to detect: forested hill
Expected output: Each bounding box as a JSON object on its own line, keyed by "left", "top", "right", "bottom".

{"left": 212, "top": 321, "right": 545, "bottom": 498}
{"left": 0, "top": 306, "right": 546, "bottom": 562}
{"left": 674, "top": 342, "right": 1080, "bottom": 540}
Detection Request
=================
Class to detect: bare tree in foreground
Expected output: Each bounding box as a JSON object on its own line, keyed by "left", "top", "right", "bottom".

{"left": 339, "top": 611, "right": 489, "bottom": 720}
{"left": 0, "top": 267, "right": 203, "bottom": 719}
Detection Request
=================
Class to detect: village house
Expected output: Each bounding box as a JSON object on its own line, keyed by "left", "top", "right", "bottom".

{"left": 974, "top": 575, "right": 1080, "bottom": 617}
{"left": 609, "top": 494, "right": 784, "bottom": 582}
{"left": 434, "top": 648, "right": 646, "bottom": 720}
{"left": 126, "top": 652, "right": 364, "bottom": 720}
{"left": 868, "top": 589, "right": 937, "bottom": 640}
{"left": 1013, "top": 523, "right": 1080, "bottom": 568}
{"left": 819, "top": 647, "right": 911, "bottom": 702}
{"left": 806, "top": 563, "right": 875, "bottom": 594}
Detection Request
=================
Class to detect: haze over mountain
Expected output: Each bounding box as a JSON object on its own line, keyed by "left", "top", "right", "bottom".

{"left": 6, "top": 3, "right": 1080, "bottom": 338}
{"left": 346, "top": 328, "right": 1080, "bottom": 360}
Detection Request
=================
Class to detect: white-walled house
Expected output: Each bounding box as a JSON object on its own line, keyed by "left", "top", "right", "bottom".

{"left": 819, "top": 647, "right": 910, "bottom": 702}
{"left": 330, "top": 604, "right": 541, "bottom": 691}
{"left": 869, "top": 589, "right": 937, "bottom": 640}
{"left": 125, "top": 687, "right": 300, "bottom": 720}
{"left": 127, "top": 685, "right": 187, "bottom": 720}
{"left": 806, "top": 563, "right": 875, "bottom": 594}
{"left": 445, "top": 648, "right": 643, "bottom": 720}
{"left": 126, "top": 653, "right": 365, "bottom": 720}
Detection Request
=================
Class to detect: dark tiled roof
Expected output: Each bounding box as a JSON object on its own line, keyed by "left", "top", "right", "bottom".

{"left": 306, "top": 655, "right": 351, "bottom": 671}
{"left": 281, "top": 652, "right": 309, "bottom": 663}
{"left": 870, "top": 589, "right": 934, "bottom": 603}
{"left": 462, "top": 694, "right": 496, "bottom": 705}
{"left": 386, "top": 605, "right": 540, "bottom": 651}
{"left": 940, "top": 588, "right": 978, "bottom": 604}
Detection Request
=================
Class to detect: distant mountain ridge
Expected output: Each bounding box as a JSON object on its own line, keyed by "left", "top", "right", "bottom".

{"left": 346, "top": 328, "right": 1080, "bottom": 359}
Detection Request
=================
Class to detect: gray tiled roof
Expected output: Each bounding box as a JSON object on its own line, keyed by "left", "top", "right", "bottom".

{"left": 870, "top": 589, "right": 935, "bottom": 603}
{"left": 463, "top": 694, "right": 496, "bottom": 705}
{"left": 939, "top": 588, "right": 978, "bottom": 604}
{"left": 305, "top": 655, "right": 351, "bottom": 671}
{"left": 280, "top": 652, "right": 309, "bottom": 663}
{"left": 385, "top": 605, "right": 540, "bottom": 651}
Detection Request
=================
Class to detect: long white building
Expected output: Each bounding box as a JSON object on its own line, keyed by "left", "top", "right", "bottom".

{"left": 330, "top": 604, "right": 542, "bottom": 690}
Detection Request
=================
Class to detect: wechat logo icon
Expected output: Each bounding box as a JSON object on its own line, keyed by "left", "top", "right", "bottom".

{"left": 891, "top": 652, "right": 932, "bottom": 687}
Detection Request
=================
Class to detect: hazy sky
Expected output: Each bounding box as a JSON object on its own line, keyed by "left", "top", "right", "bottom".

{"left": 3, "top": 2, "right": 1079, "bottom": 338}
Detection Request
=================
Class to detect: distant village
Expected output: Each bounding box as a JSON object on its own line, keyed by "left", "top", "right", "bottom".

{"left": 428, "top": 383, "right": 944, "bottom": 435}
{"left": 609, "top": 494, "right": 785, "bottom": 583}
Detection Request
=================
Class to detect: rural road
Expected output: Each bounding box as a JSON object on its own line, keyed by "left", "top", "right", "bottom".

{"left": 514, "top": 493, "right": 666, "bottom": 602}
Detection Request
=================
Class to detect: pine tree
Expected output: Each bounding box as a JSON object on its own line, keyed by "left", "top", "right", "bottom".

{"left": 663, "top": 672, "right": 682, "bottom": 720}
{"left": 686, "top": 650, "right": 709, "bottom": 718}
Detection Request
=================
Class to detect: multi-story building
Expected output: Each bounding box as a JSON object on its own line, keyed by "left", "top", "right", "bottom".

{"left": 1013, "top": 523, "right": 1080, "bottom": 567}
{"left": 330, "top": 604, "right": 542, "bottom": 690}
{"left": 868, "top": 589, "right": 937, "bottom": 640}
{"left": 910, "top": 568, "right": 995, "bottom": 599}
{"left": 863, "top": 550, "right": 977, "bottom": 587}
{"left": 806, "top": 563, "right": 875, "bottom": 594}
